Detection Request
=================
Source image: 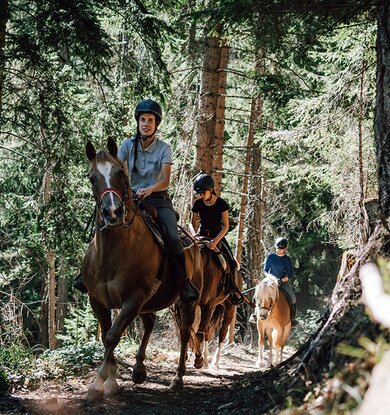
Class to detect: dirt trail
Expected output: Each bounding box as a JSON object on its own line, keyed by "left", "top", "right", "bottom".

{"left": 4, "top": 343, "right": 296, "bottom": 415}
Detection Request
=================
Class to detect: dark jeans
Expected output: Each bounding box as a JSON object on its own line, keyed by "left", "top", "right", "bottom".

{"left": 220, "top": 238, "right": 237, "bottom": 272}
{"left": 144, "top": 191, "right": 183, "bottom": 255}
{"left": 280, "top": 281, "right": 296, "bottom": 305}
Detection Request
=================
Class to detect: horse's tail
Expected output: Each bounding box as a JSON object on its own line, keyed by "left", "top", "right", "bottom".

{"left": 169, "top": 303, "right": 201, "bottom": 353}
{"left": 208, "top": 304, "right": 225, "bottom": 339}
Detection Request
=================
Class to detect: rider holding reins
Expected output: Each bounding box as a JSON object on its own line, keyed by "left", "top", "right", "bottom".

{"left": 264, "top": 237, "right": 297, "bottom": 325}
{"left": 190, "top": 173, "right": 244, "bottom": 305}
{"left": 117, "top": 99, "right": 199, "bottom": 304}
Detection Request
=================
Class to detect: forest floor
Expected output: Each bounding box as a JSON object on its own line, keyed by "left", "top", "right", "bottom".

{"left": 1, "top": 339, "right": 299, "bottom": 415}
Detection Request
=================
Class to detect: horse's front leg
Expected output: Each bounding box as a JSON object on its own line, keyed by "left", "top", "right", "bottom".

{"left": 256, "top": 323, "right": 265, "bottom": 368}
{"left": 266, "top": 327, "right": 274, "bottom": 366}
{"left": 212, "top": 304, "right": 235, "bottom": 369}
{"left": 87, "top": 295, "right": 143, "bottom": 401}
{"left": 194, "top": 305, "right": 213, "bottom": 369}
{"left": 87, "top": 297, "right": 114, "bottom": 401}
{"left": 169, "top": 302, "right": 197, "bottom": 392}
{"left": 203, "top": 339, "right": 210, "bottom": 369}
{"left": 132, "top": 313, "right": 156, "bottom": 384}
{"left": 274, "top": 327, "right": 285, "bottom": 364}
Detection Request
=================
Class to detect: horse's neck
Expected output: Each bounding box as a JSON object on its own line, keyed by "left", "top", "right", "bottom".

{"left": 95, "top": 209, "right": 156, "bottom": 251}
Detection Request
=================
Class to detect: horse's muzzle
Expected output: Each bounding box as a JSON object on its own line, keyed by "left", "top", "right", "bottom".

{"left": 101, "top": 204, "right": 124, "bottom": 226}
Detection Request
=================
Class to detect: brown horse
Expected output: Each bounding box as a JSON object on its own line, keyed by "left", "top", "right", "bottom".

{"left": 253, "top": 274, "right": 291, "bottom": 367}
{"left": 193, "top": 242, "right": 241, "bottom": 369}
{"left": 81, "top": 138, "right": 203, "bottom": 401}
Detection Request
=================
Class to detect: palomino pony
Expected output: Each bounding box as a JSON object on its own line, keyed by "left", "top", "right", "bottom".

{"left": 81, "top": 138, "right": 203, "bottom": 401}
{"left": 253, "top": 274, "right": 291, "bottom": 367}
{"left": 193, "top": 242, "right": 241, "bottom": 369}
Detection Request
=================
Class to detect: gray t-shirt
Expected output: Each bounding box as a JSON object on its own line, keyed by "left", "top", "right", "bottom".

{"left": 118, "top": 136, "right": 173, "bottom": 191}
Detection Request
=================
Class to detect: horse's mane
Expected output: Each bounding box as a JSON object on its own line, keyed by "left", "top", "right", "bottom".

{"left": 255, "top": 274, "right": 279, "bottom": 303}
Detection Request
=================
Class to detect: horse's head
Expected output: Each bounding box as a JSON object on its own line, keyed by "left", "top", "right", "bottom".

{"left": 255, "top": 275, "right": 279, "bottom": 320}
{"left": 86, "top": 137, "right": 130, "bottom": 228}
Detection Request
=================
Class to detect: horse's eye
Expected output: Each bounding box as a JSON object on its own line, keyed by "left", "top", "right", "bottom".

{"left": 89, "top": 173, "right": 98, "bottom": 184}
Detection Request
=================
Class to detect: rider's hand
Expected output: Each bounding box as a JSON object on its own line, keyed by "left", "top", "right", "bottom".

{"left": 136, "top": 187, "right": 152, "bottom": 200}
{"left": 281, "top": 277, "right": 289, "bottom": 283}
{"left": 207, "top": 240, "right": 218, "bottom": 251}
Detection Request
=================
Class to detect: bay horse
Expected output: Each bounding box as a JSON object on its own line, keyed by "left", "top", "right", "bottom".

{"left": 193, "top": 242, "right": 241, "bottom": 369}
{"left": 81, "top": 138, "right": 203, "bottom": 401}
{"left": 253, "top": 274, "right": 291, "bottom": 367}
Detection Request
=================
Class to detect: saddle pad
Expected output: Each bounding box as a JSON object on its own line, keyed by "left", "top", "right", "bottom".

{"left": 278, "top": 284, "right": 292, "bottom": 307}
{"left": 140, "top": 212, "right": 195, "bottom": 251}
{"left": 178, "top": 226, "right": 195, "bottom": 250}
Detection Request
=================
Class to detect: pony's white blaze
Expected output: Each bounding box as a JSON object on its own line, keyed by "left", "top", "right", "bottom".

{"left": 97, "top": 161, "right": 115, "bottom": 207}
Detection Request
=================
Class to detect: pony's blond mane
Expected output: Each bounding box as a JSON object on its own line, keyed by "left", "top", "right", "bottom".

{"left": 254, "top": 274, "right": 279, "bottom": 303}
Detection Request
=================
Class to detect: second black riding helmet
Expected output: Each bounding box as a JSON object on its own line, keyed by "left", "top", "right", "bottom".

{"left": 194, "top": 173, "right": 215, "bottom": 194}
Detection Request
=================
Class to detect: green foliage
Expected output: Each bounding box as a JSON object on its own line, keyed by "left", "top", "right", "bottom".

{"left": 290, "top": 309, "right": 322, "bottom": 349}
{"left": 57, "top": 304, "right": 98, "bottom": 347}
{"left": 0, "top": 344, "right": 35, "bottom": 388}
{"left": 36, "top": 342, "right": 105, "bottom": 379}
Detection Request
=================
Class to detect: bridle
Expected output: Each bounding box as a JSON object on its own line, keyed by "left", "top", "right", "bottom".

{"left": 259, "top": 301, "right": 275, "bottom": 319}
{"left": 257, "top": 295, "right": 276, "bottom": 320}
{"left": 95, "top": 171, "right": 137, "bottom": 231}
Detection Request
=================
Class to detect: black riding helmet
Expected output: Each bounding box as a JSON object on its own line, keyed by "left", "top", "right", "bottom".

{"left": 194, "top": 173, "right": 215, "bottom": 194}
{"left": 275, "top": 237, "right": 288, "bottom": 249}
{"left": 134, "top": 99, "right": 162, "bottom": 126}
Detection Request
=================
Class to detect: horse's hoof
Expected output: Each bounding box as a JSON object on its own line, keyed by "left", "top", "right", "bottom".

{"left": 86, "top": 386, "right": 104, "bottom": 402}
{"left": 104, "top": 379, "right": 121, "bottom": 395}
{"left": 169, "top": 377, "right": 183, "bottom": 393}
{"left": 132, "top": 369, "right": 147, "bottom": 384}
{"left": 194, "top": 357, "right": 204, "bottom": 369}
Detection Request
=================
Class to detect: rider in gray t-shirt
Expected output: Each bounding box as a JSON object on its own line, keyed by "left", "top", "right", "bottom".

{"left": 117, "top": 99, "right": 199, "bottom": 304}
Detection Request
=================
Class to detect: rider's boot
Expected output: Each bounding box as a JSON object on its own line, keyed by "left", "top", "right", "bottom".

{"left": 230, "top": 289, "right": 244, "bottom": 305}
{"left": 173, "top": 252, "right": 199, "bottom": 304}
{"left": 74, "top": 273, "right": 88, "bottom": 294}
{"left": 227, "top": 268, "right": 244, "bottom": 305}
{"left": 291, "top": 303, "right": 297, "bottom": 326}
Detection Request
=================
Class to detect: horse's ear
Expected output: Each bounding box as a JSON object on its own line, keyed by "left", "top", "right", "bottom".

{"left": 86, "top": 141, "right": 96, "bottom": 161}
{"left": 107, "top": 137, "right": 118, "bottom": 158}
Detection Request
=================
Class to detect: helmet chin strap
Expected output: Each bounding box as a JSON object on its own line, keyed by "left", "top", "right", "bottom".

{"left": 205, "top": 192, "right": 213, "bottom": 202}
{"left": 140, "top": 130, "right": 156, "bottom": 141}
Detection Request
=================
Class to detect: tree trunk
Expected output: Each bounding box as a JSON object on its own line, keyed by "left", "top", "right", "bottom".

{"left": 173, "top": 0, "right": 200, "bottom": 226}
{"left": 41, "top": 161, "right": 56, "bottom": 350}
{"left": 195, "top": 28, "right": 225, "bottom": 189}
{"left": 358, "top": 57, "right": 368, "bottom": 244}
{"left": 38, "top": 280, "right": 48, "bottom": 347}
{"left": 56, "top": 275, "right": 68, "bottom": 347}
{"left": 236, "top": 51, "right": 265, "bottom": 263}
{"left": 212, "top": 41, "right": 228, "bottom": 194}
{"left": 0, "top": 0, "right": 8, "bottom": 113}
{"left": 375, "top": 1, "right": 390, "bottom": 221}
{"left": 235, "top": 97, "right": 263, "bottom": 263}
{"left": 246, "top": 143, "right": 265, "bottom": 284}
